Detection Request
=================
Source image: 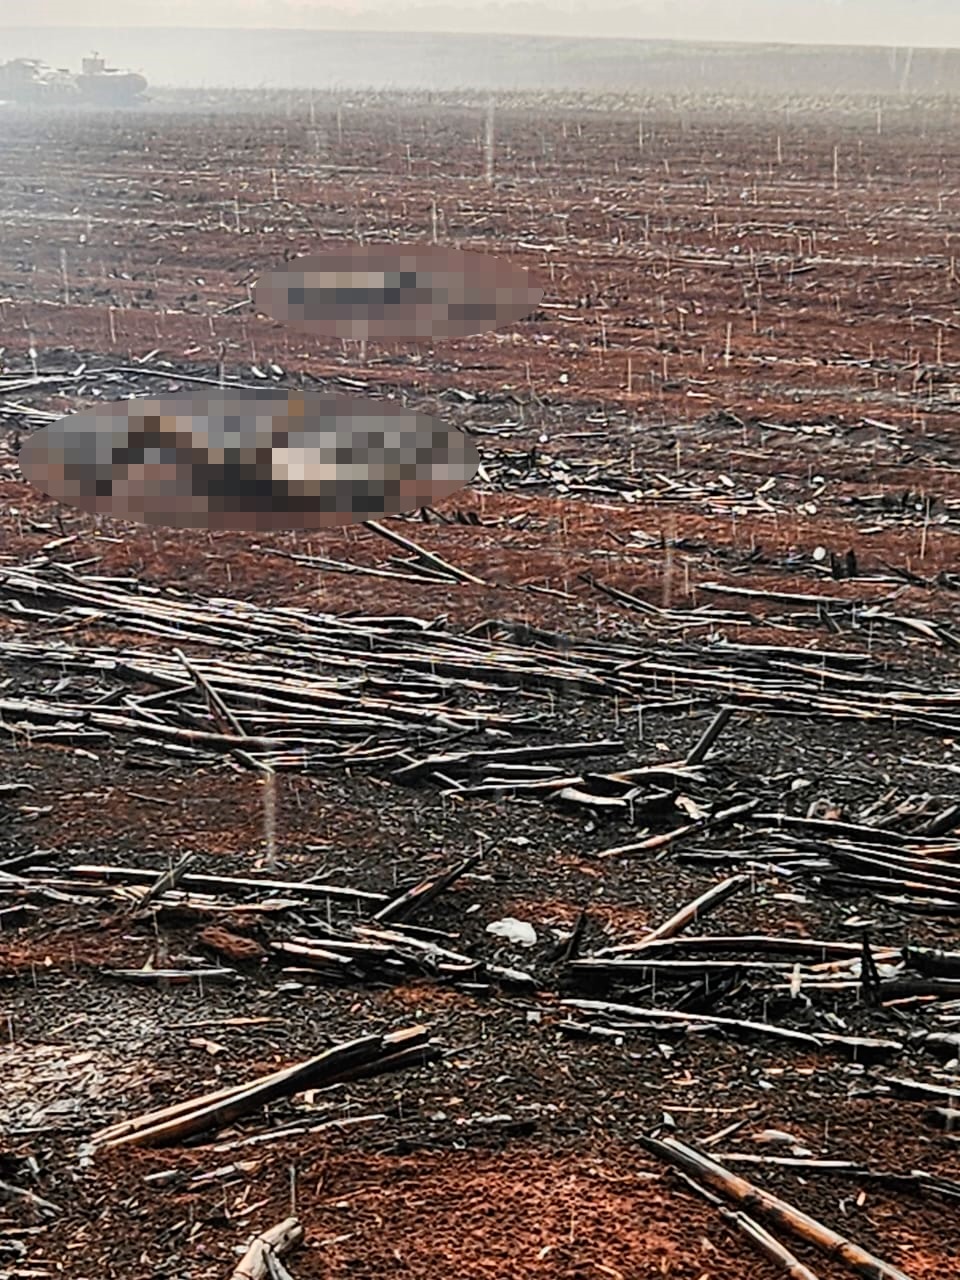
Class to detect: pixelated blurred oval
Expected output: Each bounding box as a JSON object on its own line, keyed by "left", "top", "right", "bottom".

{"left": 255, "top": 243, "right": 543, "bottom": 341}
{"left": 18, "top": 389, "right": 478, "bottom": 531}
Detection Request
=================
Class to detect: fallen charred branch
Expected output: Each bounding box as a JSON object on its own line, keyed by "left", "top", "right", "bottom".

{"left": 0, "top": 1177, "right": 62, "bottom": 1219}
{"left": 595, "top": 798, "right": 758, "bottom": 859}
{"left": 671, "top": 966, "right": 748, "bottom": 1017}
{"left": 102, "top": 966, "right": 239, "bottom": 986}
{"left": 596, "top": 935, "right": 902, "bottom": 963}
{"left": 577, "top": 572, "right": 756, "bottom": 628}
{"left": 906, "top": 947, "right": 960, "bottom": 972}
{"left": 174, "top": 646, "right": 248, "bottom": 739}
{"left": 562, "top": 999, "right": 823, "bottom": 1049}
{"left": 561, "top": 999, "right": 902, "bottom": 1061}
{"left": 752, "top": 814, "right": 910, "bottom": 846}
{"left": 91, "top": 1025, "right": 435, "bottom": 1149}
{"left": 812, "top": 844, "right": 960, "bottom": 890}
{"left": 372, "top": 851, "right": 483, "bottom": 923}
{"left": 594, "top": 821, "right": 704, "bottom": 858}
{"left": 568, "top": 957, "right": 792, "bottom": 981}
{"left": 918, "top": 1033, "right": 960, "bottom": 1063}
{"left": 685, "top": 706, "right": 736, "bottom": 766}
{"left": 128, "top": 852, "right": 196, "bottom": 916}
{"left": 330, "top": 1036, "right": 444, "bottom": 1085}
{"left": 444, "top": 774, "right": 585, "bottom": 798}
{"left": 819, "top": 872, "right": 960, "bottom": 913}
{"left": 61, "top": 863, "right": 387, "bottom": 906}
{"left": 555, "top": 909, "right": 589, "bottom": 964}
{"left": 258, "top": 544, "right": 469, "bottom": 585}
{"left": 696, "top": 581, "right": 883, "bottom": 609}
{"left": 553, "top": 783, "right": 641, "bottom": 813}
{"left": 866, "top": 892, "right": 960, "bottom": 918}
{"left": 557, "top": 1018, "right": 638, "bottom": 1043}
{"left": 710, "top": 1158, "right": 960, "bottom": 1203}
{"left": 270, "top": 925, "right": 535, "bottom": 992}
{"left": 877, "top": 977, "right": 960, "bottom": 1001}
{"left": 161, "top": 898, "right": 298, "bottom": 926}
{"left": 0, "top": 848, "right": 57, "bottom": 874}
{"left": 881, "top": 1076, "right": 960, "bottom": 1105}
{"left": 919, "top": 802, "right": 960, "bottom": 837}
{"left": 352, "top": 923, "right": 481, "bottom": 968}
{"left": 643, "top": 1134, "right": 915, "bottom": 1280}
{"left": 268, "top": 939, "right": 390, "bottom": 980}
{"left": 195, "top": 1113, "right": 387, "bottom": 1160}
{"left": 673, "top": 1169, "right": 821, "bottom": 1280}
{"left": 391, "top": 739, "right": 623, "bottom": 784}
{"left": 229, "top": 1216, "right": 302, "bottom": 1280}
{"left": 362, "top": 518, "right": 490, "bottom": 586}
{"left": 601, "top": 762, "right": 707, "bottom": 786}
{"left": 594, "top": 874, "right": 751, "bottom": 954}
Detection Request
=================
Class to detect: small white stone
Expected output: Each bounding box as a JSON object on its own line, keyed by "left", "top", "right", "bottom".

{"left": 486, "top": 917, "right": 537, "bottom": 947}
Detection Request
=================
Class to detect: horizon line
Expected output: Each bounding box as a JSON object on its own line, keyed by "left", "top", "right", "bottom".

{"left": 0, "top": 26, "right": 958, "bottom": 54}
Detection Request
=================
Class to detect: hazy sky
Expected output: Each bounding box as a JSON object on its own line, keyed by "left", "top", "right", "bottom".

{"left": 3, "top": 1, "right": 960, "bottom": 47}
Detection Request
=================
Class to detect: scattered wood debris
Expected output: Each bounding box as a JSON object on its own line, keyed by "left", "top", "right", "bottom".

{"left": 229, "top": 1216, "right": 302, "bottom": 1280}
{"left": 91, "top": 1026, "right": 435, "bottom": 1149}
{"left": 643, "top": 1133, "right": 915, "bottom": 1280}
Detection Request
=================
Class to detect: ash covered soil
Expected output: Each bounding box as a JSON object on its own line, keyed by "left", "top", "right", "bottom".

{"left": 0, "top": 92, "right": 958, "bottom": 1278}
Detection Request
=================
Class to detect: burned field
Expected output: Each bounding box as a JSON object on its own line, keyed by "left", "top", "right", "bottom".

{"left": 0, "top": 91, "right": 959, "bottom": 1278}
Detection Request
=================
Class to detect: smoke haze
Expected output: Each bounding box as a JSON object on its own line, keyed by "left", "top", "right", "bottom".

{"left": 2, "top": 1, "right": 960, "bottom": 46}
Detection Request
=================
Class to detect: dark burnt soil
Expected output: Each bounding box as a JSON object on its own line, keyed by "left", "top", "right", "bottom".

{"left": 0, "top": 94, "right": 959, "bottom": 1280}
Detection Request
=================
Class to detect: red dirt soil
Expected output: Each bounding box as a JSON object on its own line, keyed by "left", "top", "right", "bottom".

{"left": 0, "top": 92, "right": 958, "bottom": 1280}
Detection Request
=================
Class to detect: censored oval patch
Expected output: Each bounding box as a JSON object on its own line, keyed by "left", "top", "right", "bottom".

{"left": 255, "top": 243, "right": 543, "bottom": 341}
{"left": 18, "top": 388, "right": 478, "bottom": 531}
